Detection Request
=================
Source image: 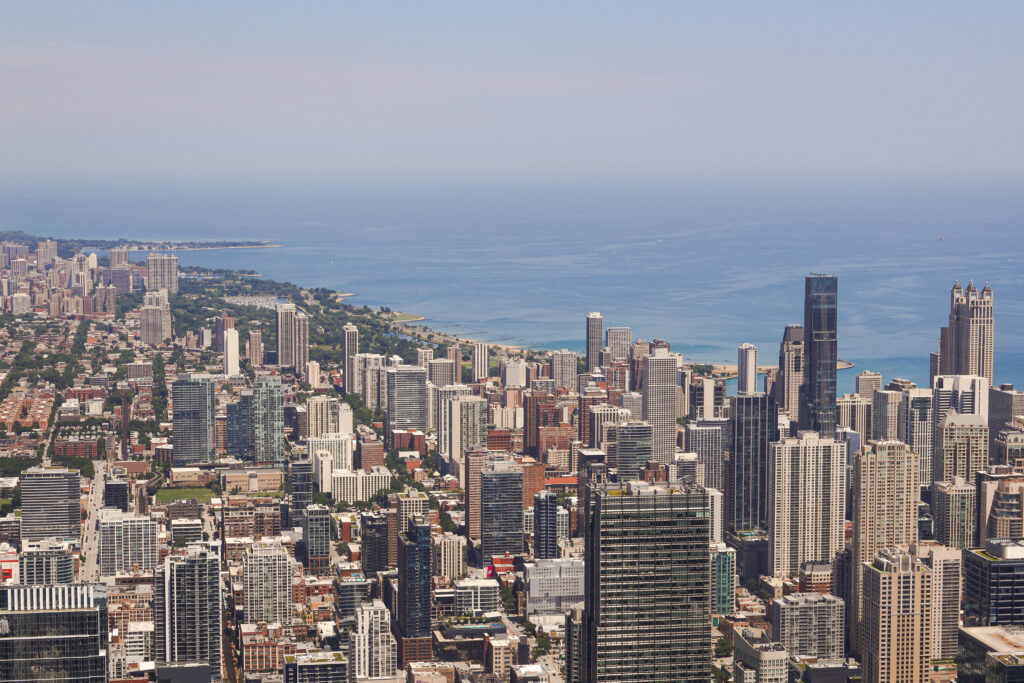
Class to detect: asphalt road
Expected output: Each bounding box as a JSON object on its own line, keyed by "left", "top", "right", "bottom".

{"left": 79, "top": 460, "right": 107, "bottom": 582}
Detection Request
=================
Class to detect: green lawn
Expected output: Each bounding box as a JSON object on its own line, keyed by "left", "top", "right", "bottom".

{"left": 155, "top": 487, "right": 214, "bottom": 504}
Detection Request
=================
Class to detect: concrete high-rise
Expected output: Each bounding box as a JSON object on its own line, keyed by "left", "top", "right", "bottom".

{"left": 686, "top": 419, "right": 728, "bottom": 492}
{"left": 276, "top": 303, "right": 309, "bottom": 373}
{"left": 385, "top": 365, "right": 427, "bottom": 447}
{"left": 729, "top": 392, "right": 779, "bottom": 533}
{"left": 472, "top": 342, "right": 489, "bottom": 381}
{"left": 20, "top": 466, "right": 81, "bottom": 541}
{"left": 776, "top": 325, "right": 804, "bottom": 418}
{"left": 801, "top": 274, "right": 838, "bottom": 438}
{"left": 936, "top": 281, "right": 994, "bottom": 383}
{"left": 243, "top": 541, "right": 292, "bottom": 624}
{"left": 222, "top": 327, "right": 239, "bottom": 376}
{"left": 348, "top": 600, "right": 398, "bottom": 680}
{"left": 549, "top": 349, "right": 578, "bottom": 391}
{"left": 480, "top": 460, "right": 524, "bottom": 562}
{"left": 900, "top": 387, "right": 934, "bottom": 488}
{"left": 770, "top": 592, "right": 844, "bottom": 660}
{"left": 642, "top": 347, "right": 678, "bottom": 464}
{"left": 931, "top": 477, "right": 976, "bottom": 549}
{"left": 146, "top": 252, "right": 178, "bottom": 294}
{"left": 733, "top": 627, "right": 788, "bottom": 683}
{"left": 851, "top": 440, "right": 919, "bottom": 653}
{"left": 586, "top": 312, "right": 603, "bottom": 373}
{"left": 856, "top": 370, "right": 883, "bottom": 400}
{"left": 343, "top": 323, "right": 359, "bottom": 393}
{"left": 914, "top": 542, "right": 962, "bottom": 660}
{"left": 427, "top": 358, "right": 457, "bottom": 389}
{"left": 19, "top": 538, "right": 75, "bottom": 584}
{"left": 171, "top": 374, "right": 215, "bottom": 465}
{"left": 605, "top": 326, "right": 632, "bottom": 360}
{"left": 871, "top": 389, "right": 901, "bottom": 441}
{"left": 837, "top": 393, "right": 872, "bottom": 446}
{"left": 737, "top": 343, "right": 758, "bottom": 395}
{"left": 768, "top": 432, "right": 846, "bottom": 578}
{"left": 933, "top": 410, "right": 988, "bottom": 484}
{"left": 582, "top": 480, "right": 711, "bottom": 682}
{"left": 861, "top": 548, "right": 932, "bottom": 683}
{"left": 98, "top": 509, "right": 159, "bottom": 575}
{"left": 155, "top": 544, "right": 222, "bottom": 678}
{"left": 248, "top": 329, "right": 264, "bottom": 368}
{"left": 248, "top": 375, "right": 285, "bottom": 464}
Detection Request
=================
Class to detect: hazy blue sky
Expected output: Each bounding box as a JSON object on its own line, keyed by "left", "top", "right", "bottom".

{"left": 3, "top": 3, "right": 1023, "bottom": 186}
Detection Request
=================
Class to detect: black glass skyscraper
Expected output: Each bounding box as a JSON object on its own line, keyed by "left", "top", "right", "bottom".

{"left": 398, "top": 516, "right": 432, "bottom": 639}
{"left": 534, "top": 490, "right": 560, "bottom": 560}
{"left": 802, "top": 275, "right": 838, "bottom": 439}
{"left": 729, "top": 393, "right": 779, "bottom": 533}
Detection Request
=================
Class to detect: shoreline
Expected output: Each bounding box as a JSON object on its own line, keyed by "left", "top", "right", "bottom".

{"left": 125, "top": 243, "right": 282, "bottom": 252}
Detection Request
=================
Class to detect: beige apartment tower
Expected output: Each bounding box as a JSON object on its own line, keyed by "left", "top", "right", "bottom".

{"left": 776, "top": 325, "right": 804, "bottom": 418}
{"left": 856, "top": 371, "right": 883, "bottom": 400}
{"left": 936, "top": 280, "right": 994, "bottom": 383}
{"left": 933, "top": 411, "right": 989, "bottom": 484}
{"left": 861, "top": 548, "right": 932, "bottom": 683}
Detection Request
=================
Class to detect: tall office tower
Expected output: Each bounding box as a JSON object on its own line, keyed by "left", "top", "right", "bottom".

{"left": 276, "top": 302, "right": 302, "bottom": 368}
{"left": 480, "top": 461, "right": 524, "bottom": 562}
{"left": 549, "top": 349, "right": 578, "bottom": 391}
{"left": 861, "top": 548, "right": 933, "bottom": 683}
{"left": 686, "top": 420, "right": 728, "bottom": 491}
{"left": 534, "top": 490, "right": 560, "bottom": 560}
{"left": 729, "top": 393, "right": 780, "bottom": 533}
{"left": 436, "top": 384, "right": 472, "bottom": 455}
{"left": 222, "top": 327, "right": 240, "bottom": 376}
{"left": 397, "top": 516, "right": 432, "bottom": 665}
{"left": 801, "top": 274, "right": 838, "bottom": 438}
{"left": 290, "top": 457, "right": 313, "bottom": 521}
{"left": 213, "top": 311, "right": 233, "bottom": 352}
{"left": 605, "top": 326, "right": 632, "bottom": 360}
{"left": 642, "top": 348, "right": 678, "bottom": 464}
{"left": 737, "top": 343, "right": 758, "bottom": 395}
{"left": 427, "top": 358, "right": 457, "bottom": 389}
{"left": 581, "top": 480, "right": 711, "bottom": 682}
{"left": 589, "top": 403, "right": 630, "bottom": 450}
{"left": 463, "top": 447, "right": 492, "bottom": 538}
{"left": 913, "top": 542, "right": 962, "bottom": 660}
{"left": 349, "top": 600, "right": 398, "bottom": 680}
{"left": 851, "top": 440, "right": 918, "bottom": 653}
{"left": 250, "top": 375, "right": 285, "bottom": 464}
{"left": 99, "top": 509, "right": 159, "bottom": 575}
{"left": 155, "top": 544, "right": 222, "bottom": 677}
{"left": 36, "top": 238, "right": 58, "bottom": 266}
{"left": 837, "top": 393, "right": 872, "bottom": 445}
{"left": 0, "top": 583, "right": 108, "bottom": 681}
{"left": 990, "top": 384, "right": 1024, "bottom": 451}
{"left": 20, "top": 466, "right": 81, "bottom": 541}
{"left": 472, "top": 342, "right": 489, "bottom": 381}
{"left": 710, "top": 541, "right": 736, "bottom": 615}
{"left": 689, "top": 376, "right": 727, "bottom": 420}
{"left": 171, "top": 374, "right": 215, "bottom": 465}
{"left": 936, "top": 281, "right": 994, "bottom": 383}
{"left": 604, "top": 421, "right": 653, "bottom": 480}
{"left": 146, "top": 252, "right": 179, "bottom": 293}
{"left": 19, "top": 538, "right": 75, "bottom": 584}
{"left": 770, "top": 592, "right": 845, "bottom": 660}
{"left": 871, "top": 389, "right": 901, "bottom": 440}
{"left": 443, "top": 395, "right": 488, "bottom": 462}
{"left": 768, "top": 432, "right": 846, "bottom": 578}
{"left": 248, "top": 329, "right": 264, "bottom": 368}
{"left": 856, "top": 370, "right": 883, "bottom": 400}
{"left": 934, "top": 411, "right": 989, "bottom": 483}
{"left": 931, "top": 477, "right": 977, "bottom": 549}
{"left": 732, "top": 627, "right": 789, "bottom": 683}
{"left": 586, "top": 312, "right": 603, "bottom": 372}
{"left": 501, "top": 357, "right": 527, "bottom": 388}
{"left": 900, "top": 388, "right": 934, "bottom": 488}
{"left": 361, "top": 513, "right": 390, "bottom": 575}
{"left": 933, "top": 374, "right": 990, "bottom": 423}
{"left": 343, "top": 323, "right": 359, "bottom": 393}
{"left": 243, "top": 541, "right": 292, "bottom": 624}
{"left": 776, "top": 325, "right": 805, "bottom": 418}
{"left": 385, "top": 365, "right": 427, "bottom": 447}
{"left": 303, "top": 504, "right": 331, "bottom": 575}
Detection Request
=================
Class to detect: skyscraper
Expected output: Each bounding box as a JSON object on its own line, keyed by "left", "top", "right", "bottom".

{"left": 171, "top": 374, "right": 215, "bottom": 465}
{"left": 276, "top": 303, "right": 309, "bottom": 372}
{"left": 385, "top": 365, "right": 427, "bottom": 447}
{"left": 249, "top": 374, "right": 285, "bottom": 464}
{"left": 534, "top": 490, "right": 560, "bottom": 560}
{"left": 243, "top": 541, "right": 292, "bottom": 624}
{"left": 397, "top": 515, "right": 432, "bottom": 665}
{"left": 20, "top": 466, "right": 81, "bottom": 541}
{"left": 605, "top": 326, "right": 632, "bottom": 360}
{"left": 899, "top": 387, "right": 934, "bottom": 488}
{"left": 146, "top": 252, "right": 179, "bottom": 294}
{"left": 348, "top": 600, "right": 398, "bottom": 680}
{"left": 582, "top": 480, "right": 710, "bottom": 682}
{"left": 549, "top": 349, "right": 578, "bottom": 391}
{"left": 776, "top": 325, "right": 805, "bottom": 418}
{"left": 19, "top": 538, "right": 75, "bottom": 584}
{"left": 472, "top": 342, "right": 489, "bottom": 381}
{"left": 155, "top": 544, "right": 222, "bottom": 678}
{"left": 770, "top": 592, "right": 845, "bottom": 661}
{"left": 933, "top": 410, "right": 988, "bottom": 484}
{"left": 480, "top": 460, "right": 524, "bottom": 562}
{"left": 290, "top": 457, "right": 313, "bottom": 521}
{"left": 801, "top": 274, "right": 838, "bottom": 438}
{"left": 303, "top": 504, "right": 331, "bottom": 574}
{"left": 729, "top": 392, "right": 779, "bottom": 533}
{"left": 98, "top": 509, "right": 159, "bottom": 575}
{"left": 871, "top": 389, "right": 901, "bottom": 440}
{"left": 606, "top": 420, "right": 653, "bottom": 481}
{"left": 856, "top": 370, "right": 882, "bottom": 400}
{"left": 222, "top": 327, "right": 240, "bottom": 376}
{"left": 931, "top": 477, "right": 976, "bottom": 549}
{"left": 360, "top": 513, "right": 390, "bottom": 575}
{"left": 936, "top": 281, "right": 994, "bottom": 383}
{"left": 343, "top": 322, "right": 359, "bottom": 393}
{"left": 642, "top": 347, "right": 678, "bottom": 464}
{"left": 0, "top": 583, "right": 109, "bottom": 681}
{"left": 248, "top": 329, "right": 264, "bottom": 368}
{"left": 586, "top": 312, "right": 603, "bottom": 373}
{"left": 737, "top": 343, "right": 758, "bottom": 395}
{"left": 861, "top": 548, "right": 932, "bottom": 683}
{"left": 851, "top": 440, "right": 919, "bottom": 653}
{"left": 768, "top": 432, "right": 846, "bottom": 578}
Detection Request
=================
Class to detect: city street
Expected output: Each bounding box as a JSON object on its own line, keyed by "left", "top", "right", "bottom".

{"left": 79, "top": 460, "right": 106, "bottom": 582}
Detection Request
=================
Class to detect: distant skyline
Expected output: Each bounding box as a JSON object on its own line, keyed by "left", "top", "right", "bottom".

{"left": 2, "top": 2, "right": 1024, "bottom": 185}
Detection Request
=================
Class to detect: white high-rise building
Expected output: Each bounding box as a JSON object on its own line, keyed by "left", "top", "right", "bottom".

{"left": 549, "top": 349, "right": 577, "bottom": 391}
{"left": 472, "top": 343, "right": 489, "bottom": 381}
{"left": 432, "top": 532, "right": 467, "bottom": 579}
{"left": 349, "top": 600, "right": 398, "bottom": 680}
{"left": 276, "top": 303, "right": 309, "bottom": 374}
{"left": 442, "top": 395, "right": 488, "bottom": 462}
{"left": 642, "top": 348, "right": 679, "bottom": 464}
{"left": 98, "top": 509, "right": 159, "bottom": 575}
{"left": 242, "top": 542, "right": 292, "bottom": 624}
{"left": 306, "top": 360, "right": 321, "bottom": 389}
{"left": 738, "top": 343, "right": 758, "bottom": 395}
{"left": 606, "top": 327, "right": 632, "bottom": 360}
{"left": 502, "top": 358, "right": 528, "bottom": 388}
{"left": 223, "top": 328, "right": 239, "bottom": 376}
{"left": 146, "top": 253, "right": 178, "bottom": 294}
{"left": 768, "top": 432, "right": 846, "bottom": 577}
